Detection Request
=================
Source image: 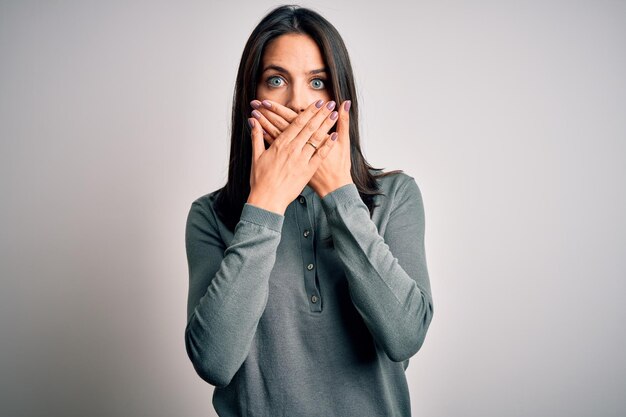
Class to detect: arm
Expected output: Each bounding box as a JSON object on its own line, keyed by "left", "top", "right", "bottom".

{"left": 184, "top": 199, "right": 284, "bottom": 387}
{"left": 320, "top": 176, "right": 434, "bottom": 362}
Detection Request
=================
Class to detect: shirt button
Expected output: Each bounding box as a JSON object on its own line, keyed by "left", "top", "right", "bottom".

{"left": 307, "top": 263, "right": 314, "bottom": 271}
{"left": 298, "top": 196, "right": 306, "bottom": 204}
{"left": 311, "top": 295, "right": 318, "bottom": 303}
{"left": 303, "top": 229, "right": 310, "bottom": 238}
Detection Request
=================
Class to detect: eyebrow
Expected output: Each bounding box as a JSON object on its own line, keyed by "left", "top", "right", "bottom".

{"left": 261, "top": 64, "right": 328, "bottom": 75}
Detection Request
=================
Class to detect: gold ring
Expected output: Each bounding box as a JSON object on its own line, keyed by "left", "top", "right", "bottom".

{"left": 306, "top": 140, "right": 318, "bottom": 150}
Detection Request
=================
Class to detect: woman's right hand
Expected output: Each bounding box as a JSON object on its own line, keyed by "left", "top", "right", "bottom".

{"left": 247, "top": 99, "right": 339, "bottom": 215}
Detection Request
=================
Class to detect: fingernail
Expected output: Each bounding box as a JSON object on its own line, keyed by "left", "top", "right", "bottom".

{"left": 250, "top": 100, "right": 261, "bottom": 109}
{"left": 326, "top": 101, "right": 336, "bottom": 110}
{"left": 330, "top": 111, "right": 338, "bottom": 120}
{"left": 344, "top": 100, "right": 351, "bottom": 111}
{"left": 315, "top": 99, "right": 324, "bottom": 108}
{"left": 251, "top": 110, "right": 262, "bottom": 119}
{"left": 248, "top": 118, "right": 255, "bottom": 129}
{"left": 331, "top": 132, "right": 338, "bottom": 141}
{"left": 262, "top": 100, "right": 272, "bottom": 108}
{"left": 262, "top": 128, "right": 268, "bottom": 135}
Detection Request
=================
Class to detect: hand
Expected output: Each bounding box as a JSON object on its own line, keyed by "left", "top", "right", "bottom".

{"left": 250, "top": 98, "right": 353, "bottom": 198}
{"left": 247, "top": 99, "right": 339, "bottom": 215}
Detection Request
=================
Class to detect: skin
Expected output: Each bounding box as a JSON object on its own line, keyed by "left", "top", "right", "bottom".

{"left": 247, "top": 93, "right": 339, "bottom": 215}
{"left": 249, "top": 33, "right": 353, "bottom": 203}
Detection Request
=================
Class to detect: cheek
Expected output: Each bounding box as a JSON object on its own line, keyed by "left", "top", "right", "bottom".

{"left": 313, "top": 87, "right": 333, "bottom": 103}
{"left": 255, "top": 83, "right": 266, "bottom": 99}
{"left": 255, "top": 85, "right": 281, "bottom": 102}
{"left": 255, "top": 80, "right": 276, "bottom": 95}
{"left": 254, "top": 86, "right": 263, "bottom": 100}
{"left": 255, "top": 85, "right": 332, "bottom": 104}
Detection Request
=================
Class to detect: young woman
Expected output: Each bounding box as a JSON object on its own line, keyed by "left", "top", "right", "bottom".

{"left": 185, "top": 5, "right": 434, "bottom": 416}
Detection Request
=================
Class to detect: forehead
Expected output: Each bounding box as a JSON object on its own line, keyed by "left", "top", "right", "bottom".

{"left": 262, "top": 34, "right": 325, "bottom": 70}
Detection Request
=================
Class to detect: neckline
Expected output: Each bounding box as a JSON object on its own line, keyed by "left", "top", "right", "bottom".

{"left": 300, "top": 183, "right": 315, "bottom": 197}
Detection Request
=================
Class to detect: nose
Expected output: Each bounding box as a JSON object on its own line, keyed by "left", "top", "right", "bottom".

{"left": 285, "top": 83, "right": 311, "bottom": 114}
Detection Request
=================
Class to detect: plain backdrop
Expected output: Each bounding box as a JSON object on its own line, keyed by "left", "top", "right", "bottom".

{"left": 1, "top": 1, "right": 625, "bottom": 416}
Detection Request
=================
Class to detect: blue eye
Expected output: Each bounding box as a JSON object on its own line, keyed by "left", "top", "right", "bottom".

{"left": 265, "top": 75, "right": 326, "bottom": 90}
{"left": 311, "top": 78, "right": 326, "bottom": 90}
{"left": 267, "top": 76, "right": 284, "bottom": 88}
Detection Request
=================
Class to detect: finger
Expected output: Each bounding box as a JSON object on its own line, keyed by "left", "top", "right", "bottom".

{"left": 308, "top": 131, "right": 339, "bottom": 169}
{"left": 288, "top": 100, "right": 337, "bottom": 154}
{"left": 249, "top": 118, "right": 264, "bottom": 162}
{"left": 258, "top": 108, "right": 289, "bottom": 134}
{"left": 256, "top": 99, "right": 298, "bottom": 124}
{"left": 263, "top": 130, "right": 274, "bottom": 145}
{"left": 251, "top": 100, "right": 292, "bottom": 134}
{"left": 337, "top": 100, "right": 351, "bottom": 146}
{"left": 274, "top": 99, "right": 326, "bottom": 147}
{"left": 251, "top": 109, "right": 282, "bottom": 138}
{"left": 299, "top": 109, "right": 339, "bottom": 160}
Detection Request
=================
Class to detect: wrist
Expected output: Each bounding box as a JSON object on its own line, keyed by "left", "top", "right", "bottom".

{"left": 247, "top": 190, "right": 287, "bottom": 215}
{"left": 316, "top": 178, "right": 354, "bottom": 199}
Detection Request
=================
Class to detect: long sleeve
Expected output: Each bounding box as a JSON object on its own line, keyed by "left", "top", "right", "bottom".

{"left": 320, "top": 177, "right": 434, "bottom": 362}
{"left": 184, "top": 199, "right": 284, "bottom": 387}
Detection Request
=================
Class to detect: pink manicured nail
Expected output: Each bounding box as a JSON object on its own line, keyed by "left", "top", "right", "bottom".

{"left": 331, "top": 132, "right": 338, "bottom": 141}
{"left": 344, "top": 100, "right": 351, "bottom": 111}
{"left": 251, "top": 110, "right": 262, "bottom": 119}
{"left": 330, "top": 111, "right": 338, "bottom": 120}
{"left": 326, "top": 101, "right": 336, "bottom": 110}
{"left": 315, "top": 99, "right": 324, "bottom": 108}
{"left": 248, "top": 118, "right": 255, "bottom": 129}
{"left": 250, "top": 100, "right": 261, "bottom": 109}
{"left": 262, "top": 100, "right": 272, "bottom": 108}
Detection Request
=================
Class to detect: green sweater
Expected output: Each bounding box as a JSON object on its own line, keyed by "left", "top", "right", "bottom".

{"left": 185, "top": 171, "right": 434, "bottom": 416}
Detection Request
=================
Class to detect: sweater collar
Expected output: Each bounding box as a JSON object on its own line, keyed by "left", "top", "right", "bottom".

{"left": 300, "top": 183, "right": 315, "bottom": 197}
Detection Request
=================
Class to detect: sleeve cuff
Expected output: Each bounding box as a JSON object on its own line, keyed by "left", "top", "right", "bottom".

{"left": 320, "top": 183, "right": 363, "bottom": 214}
{"left": 240, "top": 203, "right": 285, "bottom": 233}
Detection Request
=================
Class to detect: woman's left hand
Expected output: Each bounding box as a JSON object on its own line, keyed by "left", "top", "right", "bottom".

{"left": 250, "top": 99, "right": 353, "bottom": 198}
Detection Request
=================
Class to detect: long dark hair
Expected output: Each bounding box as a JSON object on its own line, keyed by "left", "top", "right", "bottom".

{"left": 215, "top": 4, "right": 402, "bottom": 231}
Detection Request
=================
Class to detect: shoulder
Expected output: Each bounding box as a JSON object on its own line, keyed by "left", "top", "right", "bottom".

{"left": 371, "top": 169, "right": 422, "bottom": 201}
{"left": 190, "top": 187, "right": 221, "bottom": 210}
{"left": 187, "top": 187, "right": 224, "bottom": 225}
{"left": 369, "top": 169, "right": 425, "bottom": 224}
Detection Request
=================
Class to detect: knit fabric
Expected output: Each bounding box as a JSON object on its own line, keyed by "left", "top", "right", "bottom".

{"left": 185, "top": 171, "right": 434, "bottom": 417}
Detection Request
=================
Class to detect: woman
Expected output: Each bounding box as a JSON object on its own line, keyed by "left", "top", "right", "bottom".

{"left": 185, "top": 5, "right": 434, "bottom": 416}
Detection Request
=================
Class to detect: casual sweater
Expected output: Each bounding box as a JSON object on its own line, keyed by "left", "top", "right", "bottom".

{"left": 184, "top": 170, "right": 434, "bottom": 417}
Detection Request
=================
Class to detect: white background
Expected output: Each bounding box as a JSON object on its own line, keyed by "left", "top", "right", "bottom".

{"left": 1, "top": 1, "right": 625, "bottom": 416}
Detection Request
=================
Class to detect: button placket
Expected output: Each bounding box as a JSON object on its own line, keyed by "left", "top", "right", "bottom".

{"left": 295, "top": 194, "right": 321, "bottom": 312}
